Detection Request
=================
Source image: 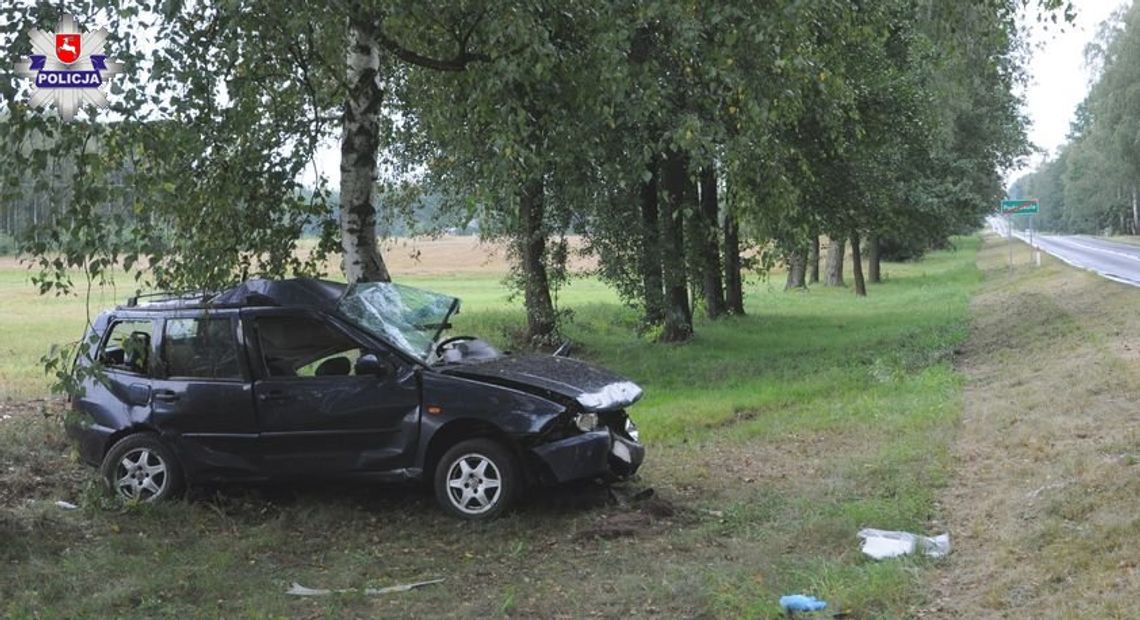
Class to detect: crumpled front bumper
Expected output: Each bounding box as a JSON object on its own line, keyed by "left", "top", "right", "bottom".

{"left": 530, "top": 428, "right": 645, "bottom": 484}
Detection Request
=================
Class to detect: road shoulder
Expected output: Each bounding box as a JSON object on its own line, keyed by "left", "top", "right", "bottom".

{"left": 930, "top": 234, "right": 1140, "bottom": 616}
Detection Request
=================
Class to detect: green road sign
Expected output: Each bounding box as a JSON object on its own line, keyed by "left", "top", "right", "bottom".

{"left": 1001, "top": 199, "right": 1039, "bottom": 214}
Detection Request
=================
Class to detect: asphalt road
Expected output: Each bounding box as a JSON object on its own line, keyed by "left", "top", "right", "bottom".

{"left": 987, "top": 217, "right": 1140, "bottom": 287}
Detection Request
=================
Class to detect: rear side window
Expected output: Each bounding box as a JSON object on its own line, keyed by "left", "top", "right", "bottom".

{"left": 99, "top": 320, "right": 153, "bottom": 374}
{"left": 162, "top": 317, "right": 241, "bottom": 379}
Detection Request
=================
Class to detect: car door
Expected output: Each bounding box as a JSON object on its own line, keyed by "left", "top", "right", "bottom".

{"left": 244, "top": 309, "right": 421, "bottom": 475}
{"left": 148, "top": 312, "right": 261, "bottom": 478}
{"left": 74, "top": 317, "right": 159, "bottom": 449}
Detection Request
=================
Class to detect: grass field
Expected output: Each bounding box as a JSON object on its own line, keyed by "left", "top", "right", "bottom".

{"left": 1, "top": 238, "right": 980, "bottom": 617}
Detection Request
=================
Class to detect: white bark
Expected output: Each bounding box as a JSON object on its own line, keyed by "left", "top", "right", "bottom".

{"left": 339, "top": 18, "right": 390, "bottom": 283}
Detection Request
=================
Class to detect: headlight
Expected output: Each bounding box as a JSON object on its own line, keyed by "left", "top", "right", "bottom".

{"left": 574, "top": 413, "right": 598, "bottom": 432}
{"left": 625, "top": 417, "right": 640, "bottom": 442}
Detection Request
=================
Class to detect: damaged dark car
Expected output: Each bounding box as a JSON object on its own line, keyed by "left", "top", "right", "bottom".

{"left": 66, "top": 278, "right": 645, "bottom": 519}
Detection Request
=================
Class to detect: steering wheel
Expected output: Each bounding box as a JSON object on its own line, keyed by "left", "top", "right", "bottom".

{"left": 435, "top": 335, "right": 478, "bottom": 358}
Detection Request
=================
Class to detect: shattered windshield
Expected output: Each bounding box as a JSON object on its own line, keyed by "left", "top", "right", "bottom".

{"left": 336, "top": 282, "right": 459, "bottom": 362}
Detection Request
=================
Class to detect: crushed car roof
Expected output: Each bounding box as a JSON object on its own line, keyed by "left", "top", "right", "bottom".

{"left": 122, "top": 278, "right": 346, "bottom": 311}
{"left": 209, "top": 278, "right": 345, "bottom": 310}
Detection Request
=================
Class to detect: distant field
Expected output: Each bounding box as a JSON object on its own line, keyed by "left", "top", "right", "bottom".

{"left": 374, "top": 234, "right": 597, "bottom": 276}
{"left": 0, "top": 236, "right": 609, "bottom": 400}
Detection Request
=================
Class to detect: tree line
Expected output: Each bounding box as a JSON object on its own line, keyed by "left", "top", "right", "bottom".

{"left": 1010, "top": 2, "right": 1139, "bottom": 235}
{"left": 0, "top": 1, "right": 1062, "bottom": 345}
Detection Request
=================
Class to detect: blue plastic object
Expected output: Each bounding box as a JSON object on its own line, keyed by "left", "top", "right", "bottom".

{"left": 779, "top": 594, "right": 828, "bottom": 613}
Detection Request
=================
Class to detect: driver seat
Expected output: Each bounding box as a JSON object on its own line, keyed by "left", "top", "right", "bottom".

{"left": 315, "top": 356, "right": 352, "bottom": 376}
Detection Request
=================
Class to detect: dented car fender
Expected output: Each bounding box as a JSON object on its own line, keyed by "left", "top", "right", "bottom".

{"left": 415, "top": 371, "right": 566, "bottom": 469}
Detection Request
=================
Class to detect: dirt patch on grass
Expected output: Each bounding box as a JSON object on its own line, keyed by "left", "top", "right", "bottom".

{"left": 931, "top": 235, "right": 1140, "bottom": 617}
{"left": 574, "top": 496, "right": 682, "bottom": 541}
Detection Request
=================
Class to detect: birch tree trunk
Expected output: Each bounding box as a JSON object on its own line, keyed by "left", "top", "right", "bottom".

{"left": 824, "top": 235, "right": 845, "bottom": 287}
{"left": 339, "top": 17, "right": 391, "bottom": 283}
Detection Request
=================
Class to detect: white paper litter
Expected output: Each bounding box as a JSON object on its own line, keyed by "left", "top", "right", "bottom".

{"left": 55, "top": 500, "right": 79, "bottom": 510}
{"left": 857, "top": 528, "right": 950, "bottom": 560}
{"left": 286, "top": 578, "right": 444, "bottom": 597}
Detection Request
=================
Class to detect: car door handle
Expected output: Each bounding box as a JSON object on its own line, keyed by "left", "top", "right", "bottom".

{"left": 258, "top": 391, "right": 287, "bottom": 402}
{"left": 153, "top": 389, "right": 180, "bottom": 403}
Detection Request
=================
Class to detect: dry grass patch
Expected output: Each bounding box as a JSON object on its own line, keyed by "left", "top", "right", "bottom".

{"left": 931, "top": 234, "right": 1140, "bottom": 617}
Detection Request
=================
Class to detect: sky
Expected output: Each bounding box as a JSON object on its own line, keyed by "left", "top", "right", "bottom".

{"left": 1008, "top": 0, "right": 1133, "bottom": 184}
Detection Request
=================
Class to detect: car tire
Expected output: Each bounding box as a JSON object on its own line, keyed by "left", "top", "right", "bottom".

{"left": 101, "top": 433, "right": 184, "bottom": 503}
{"left": 434, "top": 438, "right": 517, "bottom": 520}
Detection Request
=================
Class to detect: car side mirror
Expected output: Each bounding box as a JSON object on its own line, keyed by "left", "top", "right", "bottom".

{"left": 354, "top": 353, "right": 389, "bottom": 378}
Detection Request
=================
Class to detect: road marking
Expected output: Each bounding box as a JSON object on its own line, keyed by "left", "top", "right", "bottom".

{"left": 1043, "top": 236, "right": 1140, "bottom": 263}
{"left": 1011, "top": 234, "right": 1140, "bottom": 288}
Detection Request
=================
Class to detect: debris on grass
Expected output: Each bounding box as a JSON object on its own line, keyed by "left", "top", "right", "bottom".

{"left": 857, "top": 528, "right": 950, "bottom": 560}
{"left": 575, "top": 510, "right": 652, "bottom": 540}
{"left": 54, "top": 500, "right": 78, "bottom": 510}
{"left": 576, "top": 488, "right": 684, "bottom": 540}
{"left": 607, "top": 485, "right": 655, "bottom": 507}
{"left": 286, "top": 578, "right": 444, "bottom": 597}
{"left": 779, "top": 593, "right": 828, "bottom": 613}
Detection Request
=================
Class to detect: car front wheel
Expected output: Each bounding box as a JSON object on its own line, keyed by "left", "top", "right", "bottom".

{"left": 434, "top": 438, "right": 517, "bottom": 520}
{"left": 101, "top": 433, "right": 183, "bottom": 503}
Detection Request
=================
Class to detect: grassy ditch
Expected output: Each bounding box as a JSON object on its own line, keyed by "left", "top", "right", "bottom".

{"left": 1, "top": 239, "right": 981, "bottom": 618}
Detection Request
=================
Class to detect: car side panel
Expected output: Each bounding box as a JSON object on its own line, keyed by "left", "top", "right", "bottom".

{"left": 148, "top": 377, "right": 261, "bottom": 479}
{"left": 144, "top": 312, "right": 262, "bottom": 480}
{"left": 70, "top": 369, "right": 153, "bottom": 466}
{"left": 68, "top": 313, "right": 157, "bottom": 466}
{"left": 243, "top": 308, "right": 423, "bottom": 475}
{"left": 416, "top": 372, "right": 566, "bottom": 470}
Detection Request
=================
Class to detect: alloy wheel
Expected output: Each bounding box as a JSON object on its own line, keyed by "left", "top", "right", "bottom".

{"left": 445, "top": 453, "right": 502, "bottom": 515}
{"left": 113, "top": 447, "right": 168, "bottom": 501}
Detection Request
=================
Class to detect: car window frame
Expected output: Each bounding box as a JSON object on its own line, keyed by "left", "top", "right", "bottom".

{"left": 243, "top": 308, "right": 403, "bottom": 382}
{"left": 157, "top": 311, "right": 248, "bottom": 383}
{"left": 97, "top": 316, "right": 158, "bottom": 378}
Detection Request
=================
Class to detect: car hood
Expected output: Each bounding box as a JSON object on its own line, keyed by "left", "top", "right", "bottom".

{"left": 440, "top": 355, "right": 643, "bottom": 412}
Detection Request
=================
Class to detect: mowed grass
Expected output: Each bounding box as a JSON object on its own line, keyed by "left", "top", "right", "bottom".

{"left": 930, "top": 235, "right": 1140, "bottom": 617}
{"left": 0, "top": 239, "right": 981, "bottom": 618}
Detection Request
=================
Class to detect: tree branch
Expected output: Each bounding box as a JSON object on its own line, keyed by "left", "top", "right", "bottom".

{"left": 373, "top": 28, "right": 491, "bottom": 72}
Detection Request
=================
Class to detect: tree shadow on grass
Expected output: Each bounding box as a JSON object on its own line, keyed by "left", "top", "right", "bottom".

{"left": 185, "top": 476, "right": 636, "bottom": 523}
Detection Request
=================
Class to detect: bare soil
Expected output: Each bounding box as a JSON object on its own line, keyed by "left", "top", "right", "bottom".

{"left": 930, "top": 235, "right": 1140, "bottom": 617}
